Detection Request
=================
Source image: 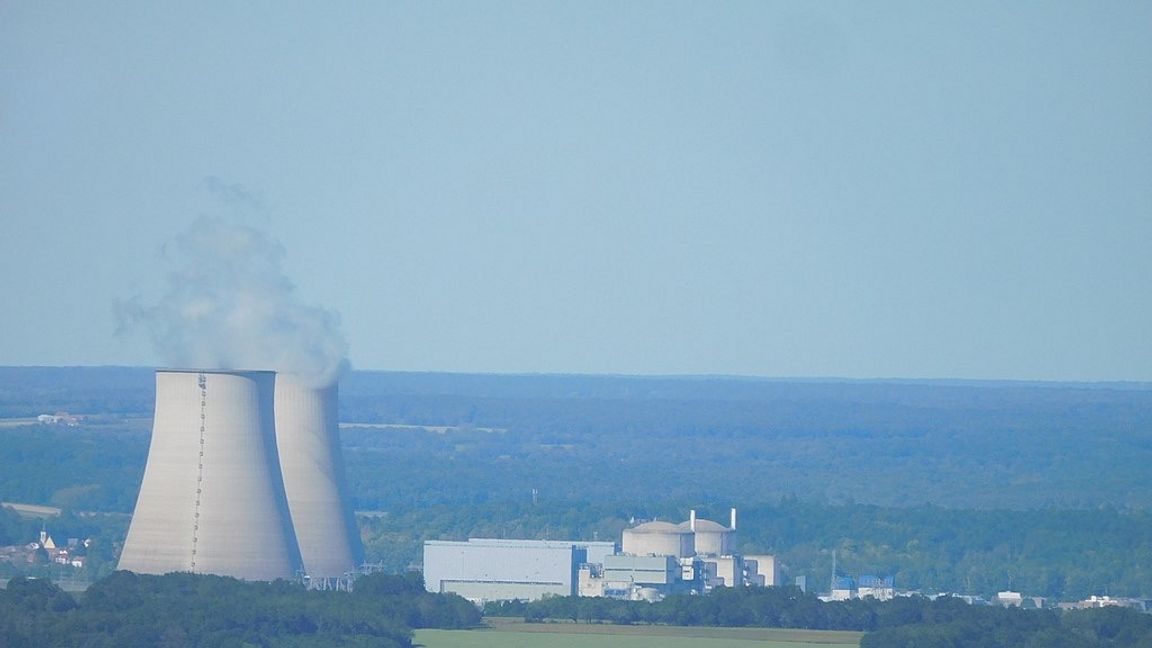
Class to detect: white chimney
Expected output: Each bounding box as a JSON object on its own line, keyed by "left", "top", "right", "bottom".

{"left": 730, "top": 507, "right": 737, "bottom": 530}
{"left": 690, "top": 509, "right": 697, "bottom": 531}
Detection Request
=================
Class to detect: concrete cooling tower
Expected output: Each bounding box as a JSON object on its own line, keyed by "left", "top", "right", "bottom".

{"left": 119, "top": 370, "right": 302, "bottom": 580}
{"left": 274, "top": 374, "right": 363, "bottom": 578}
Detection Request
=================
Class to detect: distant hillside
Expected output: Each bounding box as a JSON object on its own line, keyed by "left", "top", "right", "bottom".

{"left": 0, "top": 366, "right": 153, "bottom": 417}
{"left": 339, "top": 371, "right": 1152, "bottom": 510}
{"left": 1, "top": 366, "right": 1150, "bottom": 510}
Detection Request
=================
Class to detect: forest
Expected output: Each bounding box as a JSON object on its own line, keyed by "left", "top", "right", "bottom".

{"left": 0, "top": 571, "right": 478, "bottom": 647}
{"left": 5, "top": 571, "right": 1151, "bottom": 647}
{"left": 1, "top": 366, "right": 1150, "bottom": 599}
{"left": 5, "top": 366, "right": 1150, "bottom": 510}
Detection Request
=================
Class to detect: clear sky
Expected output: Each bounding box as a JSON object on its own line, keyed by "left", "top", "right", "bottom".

{"left": 1, "top": 2, "right": 1150, "bottom": 381}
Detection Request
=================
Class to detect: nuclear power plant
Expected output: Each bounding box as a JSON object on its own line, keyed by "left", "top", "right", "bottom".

{"left": 423, "top": 508, "right": 780, "bottom": 604}
{"left": 119, "top": 369, "right": 362, "bottom": 582}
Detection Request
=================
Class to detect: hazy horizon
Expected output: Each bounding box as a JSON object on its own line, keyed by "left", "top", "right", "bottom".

{"left": 5, "top": 364, "right": 1151, "bottom": 389}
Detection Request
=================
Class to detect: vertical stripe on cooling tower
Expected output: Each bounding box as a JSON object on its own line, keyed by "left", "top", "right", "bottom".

{"left": 190, "top": 371, "right": 301, "bottom": 580}
{"left": 190, "top": 372, "right": 208, "bottom": 571}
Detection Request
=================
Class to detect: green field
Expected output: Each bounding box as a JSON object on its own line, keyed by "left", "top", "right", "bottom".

{"left": 415, "top": 621, "right": 862, "bottom": 648}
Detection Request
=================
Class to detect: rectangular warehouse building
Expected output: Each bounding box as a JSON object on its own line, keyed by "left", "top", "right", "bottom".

{"left": 423, "top": 538, "right": 617, "bottom": 603}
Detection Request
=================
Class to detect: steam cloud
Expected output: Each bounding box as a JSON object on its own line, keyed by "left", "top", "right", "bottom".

{"left": 119, "top": 217, "right": 348, "bottom": 386}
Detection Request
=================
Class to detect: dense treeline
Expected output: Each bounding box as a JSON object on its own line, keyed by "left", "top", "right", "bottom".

{"left": 337, "top": 381, "right": 1152, "bottom": 511}
{"left": 4, "top": 366, "right": 1151, "bottom": 510}
{"left": 0, "top": 366, "right": 153, "bottom": 418}
{"left": 486, "top": 587, "right": 1152, "bottom": 647}
{"left": 0, "top": 571, "right": 479, "bottom": 648}
{"left": 0, "top": 506, "right": 39, "bottom": 546}
{"left": 742, "top": 500, "right": 1152, "bottom": 599}
{"left": 359, "top": 499, "right": 1152, "bottom": 599}
{"left": 0, "top": 423, "right": 148, "bottom": 512}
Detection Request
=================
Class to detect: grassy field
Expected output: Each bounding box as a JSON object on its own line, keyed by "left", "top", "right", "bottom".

{"left": 415, "top": 619, "right": 862, "bottom": 648}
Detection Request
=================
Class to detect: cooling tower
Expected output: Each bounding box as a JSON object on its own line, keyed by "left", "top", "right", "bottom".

{"left": 274, "top": 374, "right": 363, "bottom": 578}
{"left": 119, "top": 370, "right": 302, "bottom": 580}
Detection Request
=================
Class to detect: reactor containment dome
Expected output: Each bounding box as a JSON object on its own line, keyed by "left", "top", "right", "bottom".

{"left": 679, "top": 508, "right": 737, "bottom": 556}
{"left": 621, "top": 521, "right": 695, "bottom": 558}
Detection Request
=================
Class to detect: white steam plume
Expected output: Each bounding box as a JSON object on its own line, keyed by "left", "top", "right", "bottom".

{"left": 119, "top": 217, "right": 348, "bottom": 386}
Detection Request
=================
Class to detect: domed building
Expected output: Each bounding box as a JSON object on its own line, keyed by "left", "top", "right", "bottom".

{"left": 679, "top": 508, "right": 737, "bottom": 556}
{"left": 621, "top": 520, "right": 695, "bottom": 558}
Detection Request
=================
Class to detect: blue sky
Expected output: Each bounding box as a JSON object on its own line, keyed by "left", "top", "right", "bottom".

{"left": 2, "top": 2, "right": 1149, "bottom": 380}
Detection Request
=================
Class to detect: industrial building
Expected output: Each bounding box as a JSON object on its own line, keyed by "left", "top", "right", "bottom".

{"left": 828, "top": 575, "right": 896, "bottom": 601}
{"left": 622, "top": 521, "right": 694, "bottom": 558}
{"left": 423, "top": 508, "right": 780, "bottom": 603}
{"left": 423, "top": 538, "right": 617, "bottom": 603}
{"left": 586, "top": 554, "right": 687, "bottom": 600}
{"left": 744, "top": 554, "right": 781, "bottom": 587}
{"left": 119, "top": 369, "right": 362, "bottom": 583}
{"left": 594, "top": 508, "right": 769, "bottom": 598}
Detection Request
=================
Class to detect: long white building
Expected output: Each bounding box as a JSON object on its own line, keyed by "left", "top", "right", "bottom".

{"left": 423, "top": 538, "right": 617, "bottom": 603}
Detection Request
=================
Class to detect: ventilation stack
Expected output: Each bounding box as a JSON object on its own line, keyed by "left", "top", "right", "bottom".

{"left": 119, "top": 370, "right": 302, "bottom": 580}
{"left": 274, "top": 374, "right": 364, "bottom": 578}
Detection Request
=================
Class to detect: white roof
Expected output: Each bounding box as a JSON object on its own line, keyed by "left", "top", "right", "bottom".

{"left": 626, "top": 521, "right": 691, "bottom": 535}
{"left": 678, "top": 519, "right": 731, "bottom": 533}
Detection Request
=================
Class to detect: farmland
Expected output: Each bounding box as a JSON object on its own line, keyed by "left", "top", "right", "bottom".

{"left": 415, "top": 619, "right": 862, "bottom": 648}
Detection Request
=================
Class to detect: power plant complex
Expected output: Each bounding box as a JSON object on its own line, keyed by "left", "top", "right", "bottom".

{"left": 119, "top": 369, "right": 778, "bottom": 602}
{"left": 423, "top": 508, "right": 780, "bottom": 604}
{"left": 118, "top": 369, "right": 362, "bottom": 583}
